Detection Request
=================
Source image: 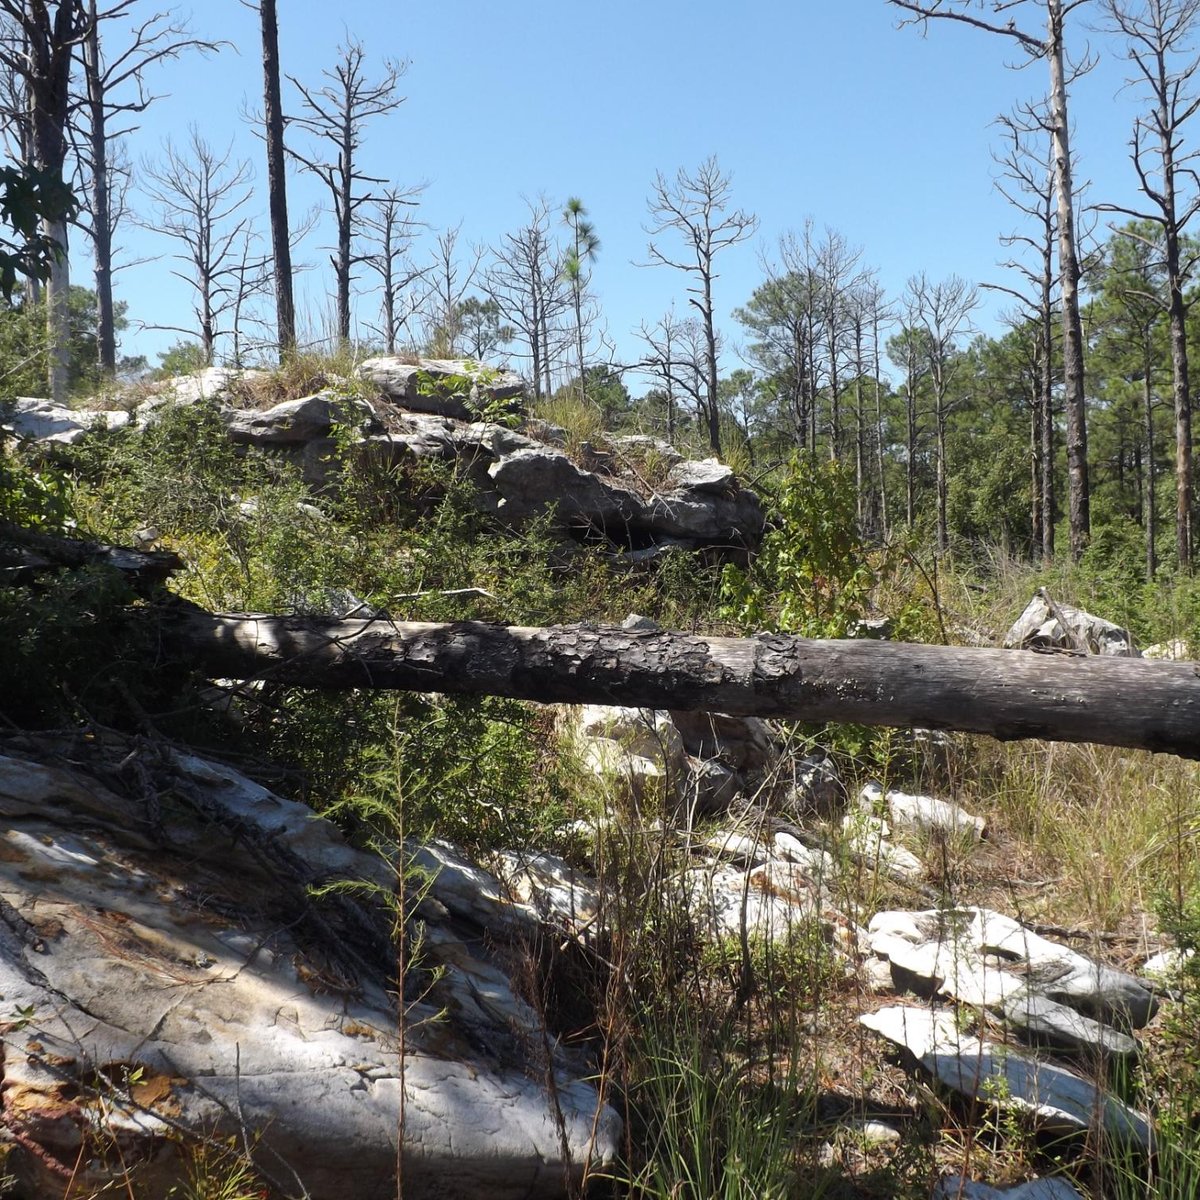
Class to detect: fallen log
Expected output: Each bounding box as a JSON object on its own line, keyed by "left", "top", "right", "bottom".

{"left": 164, "top": 610, "right": 1200, "bottom": 759}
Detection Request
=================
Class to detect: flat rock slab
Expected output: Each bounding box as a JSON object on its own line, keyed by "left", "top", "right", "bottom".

{"left": 858, "top": 782, "right": 985, "bottom": 842}
{"left": 8, "top": 397, "right": 130, "bottom": 444}
{"left": 932, "top": 1175, "right": 1085, "bottom": 1200}
{"left": 860, "top": 1006, "right": 1152, "bottom": 1152}
{"left": 867, "top": 907, "right": 1158, "bottom": 1041}
{"left": 0, "top": 747, "right": 616, "bottom": 1199}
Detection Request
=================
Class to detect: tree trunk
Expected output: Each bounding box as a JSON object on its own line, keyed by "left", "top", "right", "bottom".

{"left": 83, "top": 0, "right": 115, "bottom": 378}
{"left": 935, "top": 389, "right": 948, "bottom": 556}
{"left": 702, "top": 268, "right": 721, "bottom": 455}
{"left": 163, "top": 611, "right": 1200, "bottom": 759}
{"left": 1040, "top": 270, "right": 1056, "bottom": 562}
{"left": 1144, "top": 337, "right": 1157, "bottom": 581}
{"left": 1048, "top": 0, "right": 1090, "bottom": 560}
{"left": 260, "top": 0, "right": 295, "bottom": 358}
{"left": 1031, "top": 393, "right": 1043, "bottom": 558}
{"left": 1166, "top": 227, "right": 1192, "bottom": 571}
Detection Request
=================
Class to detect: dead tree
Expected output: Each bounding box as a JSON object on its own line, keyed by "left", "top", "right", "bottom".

{"left": 644, "top": 156, "right": 758, "bottom": 455}
{"left": 288, "top": 39, "right": 404, "bottom": 348}
{"left": 163, "top": 610, "right": 1200, "bottom": 760}
{"left": 890, "top": 0, "right": 1093, "bottom": 560}
{"left": 1100, "top": 0, "right": 1200, "bottom": 571}
{"left": 75, "top": 2, "right": 221, "bottom": 377}
{"left": 360, "top": 185, "right": 424, "bottom": 355}
{"left": 636, "top": 307, "right": 710, "bottom": 444}
{"left": 908, "top": 274, "right": 978, "bottom": 557}
{"left": 482, "top": 199, "right": 569, "bottom": 403}
{"left": 988, "top": 107, "right": 1061, "bottom": 562}
{"left": 420, "top": 223, "right": 482, "bottom": 357}
{"left": 138, "top": 129, "right": 256, "bottom": 364}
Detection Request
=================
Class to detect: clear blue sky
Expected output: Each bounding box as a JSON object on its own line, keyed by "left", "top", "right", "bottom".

{"left": 106, "top": 0, "right": 1155, "bottom": 387}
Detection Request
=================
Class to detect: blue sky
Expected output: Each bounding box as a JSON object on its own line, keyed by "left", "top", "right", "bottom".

{"left": 106, "top": 0, "right": 1158, "bottom": 386}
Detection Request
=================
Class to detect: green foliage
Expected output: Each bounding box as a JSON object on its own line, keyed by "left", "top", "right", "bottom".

{"left": 0, "top": 449, "right": 72, "bottom": 531}
{"left": 719, "top": 456, "right": 875, "bottom": 637}
{"left": 156, "top": 339, "right": 209, "bottom": 377}
{"left": 0, "top": 163, "right": 77, "bottom": 300}
{"left": 415, "top": 362, "right": 520, "bottom": 428}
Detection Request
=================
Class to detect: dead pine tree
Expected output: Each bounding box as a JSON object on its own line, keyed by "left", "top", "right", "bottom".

{"left": 288, "top": 39, "right": 405, "bottom": 349}
{"left": 1099, "top": 0, "right": 1200, "bottom": 572}
{"left": 986, "top": 106, "right": 1061, "bottom": 562}
{"left": 77, "top": 1, "right": 222, "bottom": 378}
{"left": 890, "top": 0, "right": 1094, "bottom": 560}
{"left": 644, "top": 156, "right": 757, "bottom": 456}
{"left": 139, "top": 129, "right": 257, "bottom": 364}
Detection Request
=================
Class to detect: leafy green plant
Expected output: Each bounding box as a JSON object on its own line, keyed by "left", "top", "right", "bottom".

{"left": 719, "top": 456, "right": 877, "bottom": 638}
{"left": 416, "top": 362, "right": 520, "bottom": 428}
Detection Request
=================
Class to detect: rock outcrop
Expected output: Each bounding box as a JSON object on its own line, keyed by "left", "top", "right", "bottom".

{"left": 9, "top": 360, "right": 765, "bottom": 558}
{"left": 0, "top": 742, "right": 617, "bottom": 1199}
{"left": 1004, "top": 592, "right": 1138, "bottom": 657}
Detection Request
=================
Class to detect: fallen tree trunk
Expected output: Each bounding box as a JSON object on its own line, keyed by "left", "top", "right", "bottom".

{"left": 165, "top": 610, "right": 1200, "bottom": 759}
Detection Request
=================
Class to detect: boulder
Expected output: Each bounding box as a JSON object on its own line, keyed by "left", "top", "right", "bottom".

{"left": 667, "top": 710, "right": 777, "bottom": 774}
{"left": 1143, "top": 639, "right": 1192, "bottom": 661}
{"left": 858, "top": 782, "right": 986, "bottom": 843}
{"left": 489, "top": 447, "right": 644, "bottom": 530}
{"left": 666, "top": 456, "right": 736, "bottom": 496}
{"left": 360, "top": 357, "right": 525, "bottom": 420}
{"left": 0, "top": 746, "right": 617, "bottom": 1199}
{"left": 841, "top": 810, "right": 925, "bottom": 885}
{"left": 224, "top": 391, "right": 380, "bottom": 445}
{"left": 860, "top": 1005, "right": 1153, "bottom": 1152}
{"left": 867, "top": 908, "right": 1157, "bottom": 1048}
{"left": 6, "top": 397, "right": 130, "bottom": 445}
{"left": 1004, "top": 593, "right": 1138, "bottom": 657}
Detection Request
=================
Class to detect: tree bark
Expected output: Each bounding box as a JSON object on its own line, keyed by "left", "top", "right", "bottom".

{"left": 162, "top": 612, "right": 1200, "bottom": 759}
{"left": 83, "top": 0, "right": 114, "bottom": 377}
{"left": 1048, "top": 0, "right": 1090, "bottom": 560}
{"left": 260, "top": 0, "right": 295, "bottom": 358}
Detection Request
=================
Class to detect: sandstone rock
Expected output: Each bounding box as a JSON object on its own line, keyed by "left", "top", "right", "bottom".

{"left": 668, "top": 710, "right": 777, "bottom": 774}
{"left": 7, "top": 397, "right": 130, "bottom": 444}
{"left": 780, "top": 753, "right": 844, "bottom": 818}
{"left": 489, "top": 447, "right": 644, "bottom": 530}
{"left": 225, "top": 391, "right": 380, "bottom": 444}
{"left": 1142, "top": 639, "right": 1192, "bottom": 661}
{"left": 0, "top": 747, "right": 617, "bottom": 1199}
{"left": 573, "top": 705, "right": 688, "bottom": 810}
{"left": 1004, "top": 593, "right": 1138, "bottom": 657}
{"left": 360, "top": 357, "right": 524, "bottom": 420}
{"left": 841, "top": 810, "right": 925, "bottom": 884}
{"left": 608, "top": 433, "right": 683, "bottom": 468}
{"left": 666, "top": 456, "right": 736, "bottom": 495}
{"left": 688, "top": 758, "right": 743, "bottom": 814}
{"left": 867, "top": 908, "right": 1157, "bottom": 1046}
{"left": 860, "top": 1005, "right": 1152, "bottom": 1151}
{"left": 858, "top": 782, "right": 985, "bottom": 842}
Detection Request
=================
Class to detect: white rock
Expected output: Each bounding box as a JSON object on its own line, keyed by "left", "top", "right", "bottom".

{"left": 860, "top": 1005, "right": 1153, "bottom": 1151}
{"left": 1003, "top": 593, "right": 1138, "bottom": 657}
{"left": 1142, "top": 946, "right": 1196, "bottom": 979}
{"left": 859, "top": 782, "right": 985, "bottom": 842}
{"left": 0, "top": 750, "right": 619, "bottom": 1198}
{"left": 9, "top": 397, "right": 130, "bottom": 444}
{"left": 842, "top": 810, "right": 925, "bottom": 883}
{"left": 867, "top": 908, "right": 1158, "bottom": 1034}
{"left": 1142, "top": 640, "right": 1192, "bottom": 661}
{"left": 932, "top": 1174, "right": 1086, "bottom": 1200}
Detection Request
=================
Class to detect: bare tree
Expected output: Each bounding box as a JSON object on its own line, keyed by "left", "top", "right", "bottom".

{"left": 243, "top": 0, "right": 294, "bottom": 358}
{"left": 907, "top": 273, "right": 978, "bottom": 556}
{"left": 360, "top": 185, "right": 424, "bottom": 354}
{"left": 890, "top": 0, "right": 1093, "bottom": 560}
{"left": 288, "top": 39, "right": 404, "bottom": 347}
{"left": 988, "top": 106, "right": 1061, "bottom": 560}
{"left": 482, "top": 199, "right": 568, "bottom": 403}
{"left": 645, "top": 156, "right": 757, "bottom": 455}
{"left": 1100, "top": 0, "right": 1200, "bottom": 570}
{"left": 637, "top": 306, "right": 710, "bottom": 443}
{"left": 419, "top": 223, "right": 482, "bottom": 357}
{"left": 139, "top": 129, "right": 256, "bottom": 364}
{"left": 77, "top": 1, "right": 221, "bottom": 377}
